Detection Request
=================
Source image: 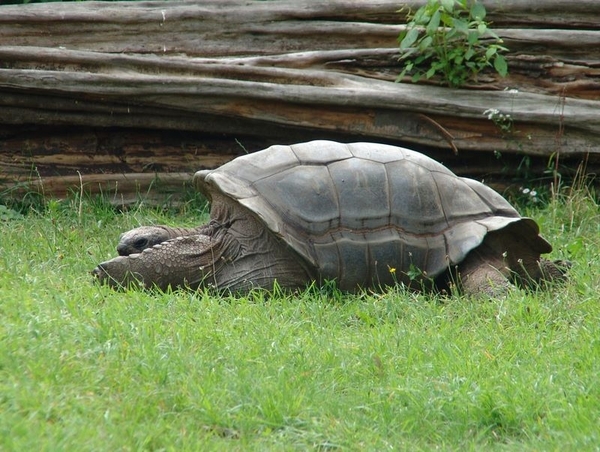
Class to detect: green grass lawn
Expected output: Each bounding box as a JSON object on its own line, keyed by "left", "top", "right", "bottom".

{"left": 1, "top": 187, "right": 599, "bottom": 451}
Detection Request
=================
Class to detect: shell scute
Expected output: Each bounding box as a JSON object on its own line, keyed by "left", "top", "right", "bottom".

{"left": 328, "top": 158, "right": 390, "bottom": 230}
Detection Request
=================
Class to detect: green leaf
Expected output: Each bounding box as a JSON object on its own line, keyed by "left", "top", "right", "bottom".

{"left": 477, "top": 23, "right": 487, "bottom": 35}
{"left": 445, "top": 27, "right": 460, "bottom": 41}
{"left": 470, "top": 2, "right": 486, "bottom": 20}
{"left": 413, "top": 7, "right": 430, "bottom": 25}
{"left": 485, "top": 46, "right": 497, "bottom": 60}
{"left": 494, "top": 54, "right": 508, "bottom": 76}
{"left": 415, "top": 54, "right": 428, "bottom": 65}
{"left": 440, "top": 13, "right": 453, "bottom": 27}
{"left": 567, "top": 236, "right": 585, "bottom": 256}
{"left": 396, "top": 67, "right": 408, "bottom": 82}
{"left": 440, "top": 0, "right": 455, "bottom": 12}
{"left": 486, "top": 29, "right": 501, "bottom": 40}
{"left": 452, "top": 18, "right": 469, "bottom": 33}
{"left": 419, "top": 35, "right": 434, "bottom": 51}
{"left": 400, "top": 28, "right": 419, "bottom": 50}
{"left": 426, "top": 9, "right": 441, "bottom": 34}
{"left": 426, "top": 67, "right": 436, "bottom": 79}
{"left": 451, "top": 0, "right": 465, "bottom": 11}
{"left": 467, "top": 31, "right": 479, "bottom": 45}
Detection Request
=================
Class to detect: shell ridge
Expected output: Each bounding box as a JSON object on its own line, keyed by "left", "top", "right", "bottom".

{"left": 430, "top": 169, "right": 450, "bottom": 230}
{"left": 462, "top": 177, "right": 519, "bottom": 217}
{"left": 325, "top": 163, "right": 342, "bottom": 228}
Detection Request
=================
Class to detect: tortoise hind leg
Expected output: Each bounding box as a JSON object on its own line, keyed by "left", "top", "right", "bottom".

{"left": 455, "top": 245, "right": 512, "bottom": 298}
{"left": 454, "top": 247, "right": 569, "bottom": 297}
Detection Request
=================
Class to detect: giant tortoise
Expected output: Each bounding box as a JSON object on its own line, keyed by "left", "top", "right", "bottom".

{"left": 93, "top": 140, "right": 566, "bottom": 296}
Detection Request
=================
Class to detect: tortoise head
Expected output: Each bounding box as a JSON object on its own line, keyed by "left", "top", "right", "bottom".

{"left": 116, "top": 226, "right": 175, "bottom": 256}
{"left": 94, "top": 234, "right": 226, "bottom": 291}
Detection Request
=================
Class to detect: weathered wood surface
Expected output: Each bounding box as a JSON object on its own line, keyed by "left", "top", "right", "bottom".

{"left": 0, "top": 0, "right": 599, "bottom": 202}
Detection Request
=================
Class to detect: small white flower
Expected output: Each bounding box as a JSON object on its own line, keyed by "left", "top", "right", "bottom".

{"left": 483, "top": 108, "right": 500, "bottom": 120}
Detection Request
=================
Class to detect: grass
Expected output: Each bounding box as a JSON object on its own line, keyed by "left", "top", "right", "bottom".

{"left": 0, "top": 186, "right": 599, "bottom": 451}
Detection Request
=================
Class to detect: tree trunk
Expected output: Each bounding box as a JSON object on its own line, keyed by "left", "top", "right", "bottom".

{"left": 0, "top": 0, "right": 598, "bottom": 203}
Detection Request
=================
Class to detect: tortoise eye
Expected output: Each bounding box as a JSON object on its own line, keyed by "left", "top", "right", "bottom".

{"left": 134, "top": 238, "right": 148, "bottom": 249}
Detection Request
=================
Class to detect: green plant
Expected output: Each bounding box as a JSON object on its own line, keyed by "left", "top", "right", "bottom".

{"left": 483, "top": 107, "right": 513, "bottom": 134}
{"left": 0, "top": 204, "right": 23, "bottom": 221}
{"left": 397, "top": 0, "right": 508, "bottom": 87}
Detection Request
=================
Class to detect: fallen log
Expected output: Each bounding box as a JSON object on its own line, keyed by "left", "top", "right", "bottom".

{"left": 0, "top": 0, "right": 598, "bottom": 203}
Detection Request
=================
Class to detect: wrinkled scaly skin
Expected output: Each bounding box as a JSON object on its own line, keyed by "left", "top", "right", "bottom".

{"left": 94, "top": 215, "right": 568, "bottom": 297}
{"left": 94, "top": 198, "right": 314, "bottom": 292}
{"left": 454, "top": 229, "right": 568, "bottom": 298}
{"left": 117, "top": 225, "right": 212, "bottom": 256}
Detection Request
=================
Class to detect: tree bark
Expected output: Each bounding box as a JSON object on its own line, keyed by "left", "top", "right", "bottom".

{"left": 0, "top": 0, "right": 598, "bottom": 202}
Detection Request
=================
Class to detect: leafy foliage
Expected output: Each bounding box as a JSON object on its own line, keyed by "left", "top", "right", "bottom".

{"left": 397, "top": 0, "right": 508, "bottom": 87}
{"left": 0, "top": 204, "right": 23, "bottom": 221}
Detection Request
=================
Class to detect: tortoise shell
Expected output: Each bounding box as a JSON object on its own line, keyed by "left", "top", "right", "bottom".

{"left": 194, "top": 140, "right": 549, "bottom": 290}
